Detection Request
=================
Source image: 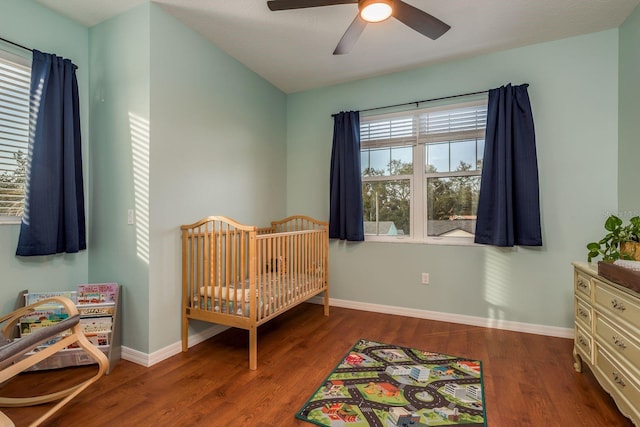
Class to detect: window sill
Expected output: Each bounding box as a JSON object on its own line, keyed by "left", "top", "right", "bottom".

{"left": 0, "top": 217, "right": 22, "bottom": 225}
{"left": 364, "top": 235, "right": 480, "bottom": 247}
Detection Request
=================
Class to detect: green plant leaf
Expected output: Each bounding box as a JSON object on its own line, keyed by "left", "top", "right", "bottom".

{"left": 604, "top": 215, "right": 622, "bottom": 232}
{"left": 586, "top": 242, "right": 600, "bottom": 251}
{"left": 587, "top": 250, "right": 600, "bottom": 262}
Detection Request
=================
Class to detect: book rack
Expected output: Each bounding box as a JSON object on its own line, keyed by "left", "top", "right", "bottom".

{"left": 15, "top": 284, "right": 122, "bottom": 375}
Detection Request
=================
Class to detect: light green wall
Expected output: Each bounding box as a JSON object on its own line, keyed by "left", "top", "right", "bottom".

{"left": 148, "top": 5, "right": 287, "bottom": 351}
{"left": 88, "top": 4, "right": 151, "bottom": 352}
{"left": 0, "top": 0, "right": 89, "bottom": 314}
{"left": 619, "top": 5, "right": 640, "bottom": 216}
{"left": 287, "top": 30, "right": 619, "bottom": 329}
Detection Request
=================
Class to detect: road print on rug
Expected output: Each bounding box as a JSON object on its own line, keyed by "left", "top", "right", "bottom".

{"left": 296, "top": 339, "right": 486, "bottom": 427}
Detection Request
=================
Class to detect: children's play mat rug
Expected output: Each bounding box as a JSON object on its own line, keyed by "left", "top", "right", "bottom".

{"left": 296, "top": 339, "right": 486, "bottom": 426}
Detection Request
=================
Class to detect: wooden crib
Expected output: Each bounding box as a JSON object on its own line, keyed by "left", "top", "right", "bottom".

{"left": 181, "top": 215, "right": 329, "bottom": 369}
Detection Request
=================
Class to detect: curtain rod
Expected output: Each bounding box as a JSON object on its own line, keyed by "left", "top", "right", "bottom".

{"left": 0, "top": 36, "right": 79, "bottom": 70}
{"left": 361, "top": 89, "right": 488, "bottom": 113}
{"left": 331, "top": 89, "right": 489, "bottom": 117}
{"left": 0, "top": 36, "right": 32, "bottom": 52}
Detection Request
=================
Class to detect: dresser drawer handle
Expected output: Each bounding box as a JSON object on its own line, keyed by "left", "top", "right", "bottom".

{"left": 612, "top": 336, "right": 627, "bottom": 349}
{"left": 578, "top": 308, "right": 589, "bottom": 319}
{"left": 578, "top": 336, "right": 588, "bottom": 347}
{"left": 612, "top": 372, "right": 626, "bottom": 388}
{"left": 577, "top": 279, "right": 588, "bottom": 290}
{"left": 611, "top": 299, "right": 627, "bottom": 312}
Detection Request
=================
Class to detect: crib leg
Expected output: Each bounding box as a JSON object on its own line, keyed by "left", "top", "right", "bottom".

{"left": 249, "top": 325, "right": 257, "bottom": 370}
{"left": 323, "top": 290, "right": 330, "bottom": 317}
{"left": 181, "top": 313, "right": 188, "bottom": 352}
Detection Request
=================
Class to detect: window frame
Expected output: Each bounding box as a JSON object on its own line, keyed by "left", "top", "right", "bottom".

{"left": 360, "top": 98, "right": 488, "bottom": 245}
{"left": 0, "top": 48, "right": 31, "bottom": 225}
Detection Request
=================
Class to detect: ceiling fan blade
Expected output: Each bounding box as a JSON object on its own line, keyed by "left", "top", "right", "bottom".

{"left": 393, "top": 0, "right": 451, "bottom": 40}
{"left": 267, "top": 0, "right": 357, "bottom": 11}
{"left": 333, "top": 15, "right": 367, "bottom": 55}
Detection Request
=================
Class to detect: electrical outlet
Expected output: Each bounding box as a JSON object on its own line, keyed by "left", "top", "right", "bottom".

{"left": 421, "top": 273, "right": 429, "bottom": 284}
{"left": 127, "top": 209, "right": 134, "bottom": 225}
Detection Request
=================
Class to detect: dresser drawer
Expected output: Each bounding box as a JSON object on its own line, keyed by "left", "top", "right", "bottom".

{"left": 575, "top": 324, "right": 592, "bottom": 362}
{"left": 594, "top": 279, "right": 640, "bottom": 331}
{"left": 595, "top": 315, "right": 640, "bottom": 372}
{"left": 575, "top": 271, "right": 592, "bottom": 299}
{"left": 594, "top": 346, "right": 640, "bottom": 420}
{"left": 575, "top": 296, "right": 592, "bottom": 329}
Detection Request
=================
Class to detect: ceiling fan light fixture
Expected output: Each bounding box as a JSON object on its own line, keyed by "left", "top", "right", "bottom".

{"left": 359, "top": 0, "right": 393, "bottom": 23}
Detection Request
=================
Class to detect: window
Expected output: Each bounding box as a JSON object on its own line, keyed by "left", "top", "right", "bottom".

{"left": 361, "top": 99, "right": 487, "bottom": 243}
{"left": 0, "top": 51, "right": 30, "bottom": 222}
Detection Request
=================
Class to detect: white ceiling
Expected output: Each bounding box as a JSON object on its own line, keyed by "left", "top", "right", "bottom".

{"left": 36, "top": 0, "right": 639, "bottom": 93}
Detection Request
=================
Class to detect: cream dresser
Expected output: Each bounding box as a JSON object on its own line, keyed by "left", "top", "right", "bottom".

{"left": 573, "top": 262, "right": 640, "bottom": 426}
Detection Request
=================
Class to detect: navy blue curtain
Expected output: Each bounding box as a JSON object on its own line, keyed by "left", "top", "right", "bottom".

{"left": 16, "top": 50, "right": 85, "bottom": 256}
{"left": 329, "top": 111, "right": 364, "bottom": 241}
{"left": 474, "top": 84, "right": 542, "bottom": 247}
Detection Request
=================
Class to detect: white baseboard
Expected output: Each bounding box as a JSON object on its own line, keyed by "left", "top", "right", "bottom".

{"left": 122, "top": 297, "right": 572, "bottom": 367}
{"left": 121, "top": 324, "right": 229, "bottom": 367}
{"left": 307, "top": 296, "right": 574, "bottom": 339}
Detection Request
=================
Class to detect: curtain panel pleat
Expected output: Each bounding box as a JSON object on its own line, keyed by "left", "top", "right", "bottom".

{"left": 474, "top": 83, "right": 542, "bottom": 247}
{"left": 16, "top": 50, "right": 85, "bottom": 256}
{"left": 329, "top": 111, "right": 364, "bottom": 241}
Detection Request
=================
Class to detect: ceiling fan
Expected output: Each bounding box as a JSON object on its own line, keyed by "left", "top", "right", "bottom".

{"left": 266, "top": 0, "right": 451, "bottom": 55}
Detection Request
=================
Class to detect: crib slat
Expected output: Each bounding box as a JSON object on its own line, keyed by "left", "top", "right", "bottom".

{"left": 204, "top": 224, "right": 210, "bottom": 311}
{"left": 227, "top": 224, "right": 232, "bottom": 305}
{"left": 193, "top": 225, "right": 199, "bottom": 310}
{"left": 181, "top": 228, "right": 189, "bottom": 352}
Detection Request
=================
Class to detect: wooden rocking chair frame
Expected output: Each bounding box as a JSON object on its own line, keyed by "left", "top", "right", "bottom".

{"left": 0, "top": 296, "right": 108, "bottom": 427}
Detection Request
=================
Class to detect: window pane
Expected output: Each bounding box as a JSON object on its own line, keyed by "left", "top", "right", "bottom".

{"left": 363, "top": 179, "right": 410, "bottom": 236}
{"left": 477, "top": 139, "right": 485, "bottom": 170}
{"left": 426, "top": 176, "right": 480, "bottom": 238}
{"left": 427, "top": 143, "right": 449, "bottom": 173}
{"left": 361, "top": 150, "right": 370, "bottom": 175}
{"left": 390, "top": 146, "right": 412, "bottom": 175}
{"left": 450, "top": 140, "right": 477, "bottom": 171}
{"left": 369, "top": 147, "right": 389, "bottom": 175}
{"left": 363, "top": 146, "right": 413, "bottom": 176}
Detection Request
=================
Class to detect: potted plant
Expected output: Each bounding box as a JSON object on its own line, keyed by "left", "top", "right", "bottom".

{"left": 587, "top": 215, "right": 640, "bottom": 262}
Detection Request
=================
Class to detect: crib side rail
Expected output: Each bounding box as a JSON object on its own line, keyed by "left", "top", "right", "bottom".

{"left": 255, "top": 227, "right": 328, "bottom": 322}
{"left": 270, "top": 215, "right": 328, "bottom": 233}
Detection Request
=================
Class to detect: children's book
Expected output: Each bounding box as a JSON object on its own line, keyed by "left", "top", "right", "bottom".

{"left": 80, "top": 317, "right": 112, "bottom": 333}
{"left": 25, "top": 291, "right": 77, "bottom": 306}
{"left": 77, "top": 283, "right": 118, "bottom": 304}
{"left": 19, "top": 308, "right": 69, "bottom": 324}
{"left": 67, "top": 332, "right": 110, "bottom": 348}
{"left": 77, "top": 304, "right": 115, "bottom": 317}
{"left": 85, "top": 332, "right": 110, "bottom": 347}
{"left": 23, "top": 319, "right": 72, "bottom": 336}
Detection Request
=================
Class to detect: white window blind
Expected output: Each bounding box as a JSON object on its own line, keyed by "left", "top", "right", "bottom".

{"left": 419, "top": 101, "right": 487, "bottom": 144}
{"left": 360, "top": 101, "right": 487, "bottom": 148}
{"left": 0, "top": 53, "right": 30, "bottom": 219}
{"left": 360, "top": 115, "right": 416, "bottom": 148}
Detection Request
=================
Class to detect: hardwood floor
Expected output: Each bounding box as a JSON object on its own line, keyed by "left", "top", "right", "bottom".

{"left": 0, "top": 303, "right": 633, "bottom": 426}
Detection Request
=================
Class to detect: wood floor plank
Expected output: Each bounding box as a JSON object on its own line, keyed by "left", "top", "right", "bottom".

{"left": 0, "top": 303, "right": 633, "bottom": 426}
